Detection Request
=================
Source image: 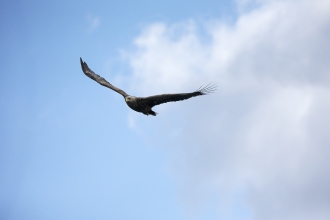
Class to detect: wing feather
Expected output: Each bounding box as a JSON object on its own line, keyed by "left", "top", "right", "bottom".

{"left": 80, "top": 58, "right": 129, "bottom": 97}
{"left": 138, "top": 84, "right": 216, "bottom": 107}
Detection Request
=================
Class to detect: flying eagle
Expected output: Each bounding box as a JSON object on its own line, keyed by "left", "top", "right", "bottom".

{"left": 80, "top": 58, "right": 216, "bottom": 116}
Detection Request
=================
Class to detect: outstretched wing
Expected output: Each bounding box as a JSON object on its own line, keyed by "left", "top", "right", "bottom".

{"left": 138, "top": 84, "right": 216, "bottom": 107}
{"left": 80, "top": 58, "right": 129, "bottom": 97}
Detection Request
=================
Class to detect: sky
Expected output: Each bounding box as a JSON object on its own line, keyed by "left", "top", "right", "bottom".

{"left": 1, "top": 0, "right": 330, "bottom": 219}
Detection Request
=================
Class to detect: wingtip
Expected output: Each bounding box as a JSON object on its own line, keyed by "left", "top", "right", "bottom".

{"left": 80, "top": 57, "right": 86, "bottom": 72}
{"left": 196, "top": 83, "right": 217, "bottom": 95}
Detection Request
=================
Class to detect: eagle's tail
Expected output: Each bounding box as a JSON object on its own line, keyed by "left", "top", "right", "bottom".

{"left": 148, "top": 110, "right": 157, "bottom": 116}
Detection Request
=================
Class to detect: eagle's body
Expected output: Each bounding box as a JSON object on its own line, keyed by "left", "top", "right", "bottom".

{"left": 125, "top": 96, "right": 156, "bottom": 116}
{"left": 80, "top": 58, "right": 215, "bottom": 116}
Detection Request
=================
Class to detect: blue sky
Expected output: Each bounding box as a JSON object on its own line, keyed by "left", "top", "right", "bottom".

{"left": 1, "top": 0, "right": 330, "bottom": 220}
{"left": 1, "top": 1, "right": 233, "bottom": 219}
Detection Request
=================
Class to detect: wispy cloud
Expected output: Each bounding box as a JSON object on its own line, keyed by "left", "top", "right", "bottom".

{"left": 87, "top": 14, "right": 100, "bottom": 33}
{"left": 124, "top": 0, "right": 330, "bottom": 219}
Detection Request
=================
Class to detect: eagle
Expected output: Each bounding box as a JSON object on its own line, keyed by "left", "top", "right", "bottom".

{"left": 80, "top": 58, "right": 216, "bottom": 116}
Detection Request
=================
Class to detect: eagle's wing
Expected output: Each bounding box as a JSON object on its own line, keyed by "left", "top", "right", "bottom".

{"left": 138, "top": 84, "right": 216, "bottom": 107}
{"left": 80, "top": 58, "right": 129, "bottom": 97}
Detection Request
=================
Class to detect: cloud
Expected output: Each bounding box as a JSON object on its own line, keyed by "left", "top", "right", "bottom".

{"left": 124, "top": 0, "right": 330, "bottom": 219}
{"left": 87, "top": 14, "right": 100, "bottom": 32}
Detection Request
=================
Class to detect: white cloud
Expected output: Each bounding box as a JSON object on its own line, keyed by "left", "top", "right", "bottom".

{"left": 87, "top": 14, "right": 100, "bottom": 32}
{"left": 124, "top": 0, "right": 330, "bottom": 219}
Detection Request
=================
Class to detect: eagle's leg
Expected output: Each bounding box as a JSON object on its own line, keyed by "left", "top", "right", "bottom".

{"left": 142, "top": 106, "right": 157, "bottom": 116}
{"left": 148, "top": 110, "right": 157, "bottom": 116}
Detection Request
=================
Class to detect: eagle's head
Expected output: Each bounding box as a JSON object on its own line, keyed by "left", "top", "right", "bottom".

{"left": 125, "top": 96, "right": 138, "bottom": 109}
{"left": 125, "top": 96, "right": 134, "bottom": 102}
{"left": 125, "top": 96, "right": 137, "bottom": 104}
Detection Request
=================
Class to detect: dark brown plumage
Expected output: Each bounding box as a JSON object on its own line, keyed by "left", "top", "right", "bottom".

{"left": 80, "top": 57, "right": 216, "bottom": 116}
